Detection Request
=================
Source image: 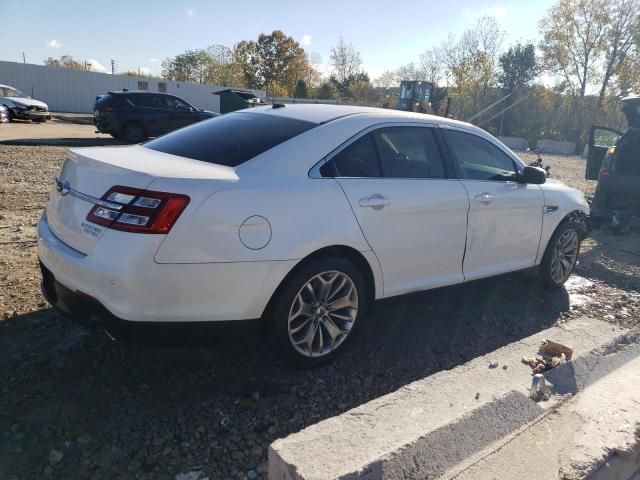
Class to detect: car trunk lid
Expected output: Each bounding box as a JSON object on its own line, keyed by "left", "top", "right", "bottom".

{"left": 45, "top": 146, "right": 238, "bottom": 255}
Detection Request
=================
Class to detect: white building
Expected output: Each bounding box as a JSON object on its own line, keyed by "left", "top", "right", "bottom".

{"left": 0, "top": 60, "right": 264, "bottom": 113}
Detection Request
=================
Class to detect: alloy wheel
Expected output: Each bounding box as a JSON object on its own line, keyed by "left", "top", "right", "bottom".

{"left": 287, "top": 270, "right": 358, "bottom": 358}
{"left": 550, "top": 229, "right": 579, "bottom": 284}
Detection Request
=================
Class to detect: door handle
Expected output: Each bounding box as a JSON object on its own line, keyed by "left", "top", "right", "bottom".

{"left": 359, "top": 194, "right": 391, "bottom": 210}
{"left": 474, "top": 192, "right": 495, "bottom": 204}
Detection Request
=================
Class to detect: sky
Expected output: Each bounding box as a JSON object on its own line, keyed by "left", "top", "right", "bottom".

{"left": 0, "top": 0, "right": 557, "bottom": 81}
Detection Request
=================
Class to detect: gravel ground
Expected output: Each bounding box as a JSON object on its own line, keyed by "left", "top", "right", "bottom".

{"left": 0, "top": 145, "right": 638, "bottom": 480}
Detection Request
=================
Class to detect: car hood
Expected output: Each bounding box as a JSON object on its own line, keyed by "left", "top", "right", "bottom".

{"left": 2, "top": 96, "right": 48, "bottom": 109}
{"left": 199, "top": 110, "right": 219, "bottom": 117}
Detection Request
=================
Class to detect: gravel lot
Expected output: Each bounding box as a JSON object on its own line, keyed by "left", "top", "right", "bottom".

{"left": 0, "top": 144, "right": 638, "bottom": 480}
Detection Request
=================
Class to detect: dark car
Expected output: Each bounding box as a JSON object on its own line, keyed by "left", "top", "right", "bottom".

{"left": 586, "top": 96, "right": 640, "bottom": 218}
{"left": 94, "top": 90, "right": 219, "bottom": 143}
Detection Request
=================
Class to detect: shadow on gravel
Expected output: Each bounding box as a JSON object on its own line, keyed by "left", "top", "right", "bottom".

{"left": 578, "top": 229, "right": 640, "bottom": 292}
{"left": 0, "top": 274, "right": 569, "bottom": 479}
{"left": 0, "top": 138, "right": 127, "bottom": 147}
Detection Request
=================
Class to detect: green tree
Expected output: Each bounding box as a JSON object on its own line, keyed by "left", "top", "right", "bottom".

{"left": 294, "top": 79, "right": 309, "bottom": 98}
{"left": 498, "top": 43, "right": 538, "bottom": 93}
{"left": 316, "top": 82, "right": 336, "bottom": 99}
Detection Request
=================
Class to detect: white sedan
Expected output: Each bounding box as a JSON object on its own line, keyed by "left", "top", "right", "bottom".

{"left": 38, "top": 105, "right": 589, "bottom": 365}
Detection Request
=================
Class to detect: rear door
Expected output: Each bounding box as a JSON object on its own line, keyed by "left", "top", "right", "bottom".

{"left": 442, "top": 127, "right": 544, "bottom": 281}
{"left": 325, "top": 124, "right": 469, "bottom": 297}
{"left": 586, "top": 126, "right": 622, "bottom": 180}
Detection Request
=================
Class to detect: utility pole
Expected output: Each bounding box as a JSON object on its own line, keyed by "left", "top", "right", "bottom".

{"left": 22, "top": 52, "right": 26, "bottom": 64}
{"left": 111, "top": 59, "right": 116, "bottom": 75}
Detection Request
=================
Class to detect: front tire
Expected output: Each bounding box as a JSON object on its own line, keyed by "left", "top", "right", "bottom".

{"left": 272, "top": 257, "right": 366, "bottom": 367}
{"left": 540, "top": 219, "right": 583, "bottom": 287}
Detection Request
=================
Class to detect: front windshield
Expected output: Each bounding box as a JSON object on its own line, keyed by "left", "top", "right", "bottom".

{"left": 0, "top": 87, "right": 27, "bottom": 98}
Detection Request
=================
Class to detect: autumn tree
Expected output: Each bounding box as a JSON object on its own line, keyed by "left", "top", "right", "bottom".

{"left": 234, "top": 30, "right": 313, "bottom": 95}
{"left": 315, "top": 82, "right": 336, "bottom": 99}
{"left": 539, "top": 0, "right": 609, "bottom": 98}
{"left": 598, "top": 0, "right": 640, "bottom": 104}
{"left": 329, "top": 37, "right": 364, "bottom": 95}
{"left": 44, "top": 55, "right": 84, "bottom": 70}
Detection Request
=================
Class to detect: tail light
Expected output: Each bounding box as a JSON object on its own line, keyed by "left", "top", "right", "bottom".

{"left": 86, "top": 186, "right": 189, "bottom": 234}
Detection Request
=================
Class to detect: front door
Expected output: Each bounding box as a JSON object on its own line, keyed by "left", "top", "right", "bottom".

{"left": 443, "top": 128, "right": 544, "bottom": 281}
{"left": 325, "top": 125, "right": 469, "bottom": 297}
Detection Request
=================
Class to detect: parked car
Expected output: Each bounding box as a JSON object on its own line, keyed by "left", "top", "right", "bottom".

{"left": 93, "top": 90, "right": 218, "bottom": 143}
{"left": 39, "top": 105, "right": 589, "bottom": 365}
{"left": 586, "top": 95, "right": 640, "bottom": 218}
{"left": 0, "top": 84, "right": 50, "bottom": 122}
{"left": 0, "top": 104, "right": 8, "bottom": 123}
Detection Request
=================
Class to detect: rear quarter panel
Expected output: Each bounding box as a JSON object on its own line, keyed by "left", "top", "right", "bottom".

{"left": 152, "top": 175, "right": 372, "bottom": 264}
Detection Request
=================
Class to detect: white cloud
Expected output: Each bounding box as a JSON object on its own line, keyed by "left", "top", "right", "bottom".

{"left": 149, "top": 57, "right": 158, "bottom": 63}
{"left": 488, "top": 5, "right": 508, "bottom": 17}
{"left": 301, "top": 35, "right": 312, "bottom": 46}
{"left": 47, "top": 39, "right": 61, "bottom": 48}
{"left": 186, "top": 8, "right": 195, "bottom": 17}
{"left": 86, "top": 59, "right": 108, "bottom": 73}
{"left": 139, "top": 67, "right": 152, "bottom": 76}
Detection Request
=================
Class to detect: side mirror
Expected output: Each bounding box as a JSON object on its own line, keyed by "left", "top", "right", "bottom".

{"left": 519, "top": 165, "right": 547, "bottom": 184}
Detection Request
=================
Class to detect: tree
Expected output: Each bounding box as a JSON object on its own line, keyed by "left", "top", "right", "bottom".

{"left": 419, "top": 48, "right": 445, "bottom": 85}
{"left": 597, "top": 0, "right": 640, "bottom": 104}
{"left": 329, "top": 37, "right": 363, "bottom": 93}
{"left": 234, "top": 30, "right": 313, "bottom": 95}
{"left": 294, "top": 79, "right": 309, "bottom": 98}
{"left": 161, "top": 49, "right": 210, "bottom": 83}
{"left": 316, "top": 82, "right": 336, "bottom": 99}
{"left": 348, "top": 79, "right": 374, "bottom": 105}
{"left": 396, "top": 62, "right": 425, "bottom": 81}
{"left": 498, "top": 42, "right": 538, "bottom": 92}
{"left": 44, "top": 55, "right": 83, "bottom": 70}
{"left": 374, "top": 70, "right": 397, "bottom": 88}
{"left": 539, "top": 0, "right": 609, "bottom": 98}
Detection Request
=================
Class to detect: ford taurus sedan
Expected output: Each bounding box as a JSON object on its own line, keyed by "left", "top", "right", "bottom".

{"left": 38, "top": 105, "right": 589, "bottom": 365}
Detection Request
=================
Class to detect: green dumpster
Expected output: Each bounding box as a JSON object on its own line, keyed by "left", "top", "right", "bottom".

{"left": 213, "top": 89, "right": 266, "bottom": 114}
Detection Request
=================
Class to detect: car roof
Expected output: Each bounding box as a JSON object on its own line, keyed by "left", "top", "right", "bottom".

{"left": 246, "top": 103, "right": 470, "bottom": 127}
{"left": 107, "top": 90, "right": 172, "bottom": 96}
{"left": 0, "top": 84, "right": 17, "bottom": 89}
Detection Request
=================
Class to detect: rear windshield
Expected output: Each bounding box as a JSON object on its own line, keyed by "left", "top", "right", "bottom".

{"left": 144, "top": 112, "right": 316, "bottom": 167}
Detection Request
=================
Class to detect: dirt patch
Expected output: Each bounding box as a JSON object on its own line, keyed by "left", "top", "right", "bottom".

{"left": 0, "top": 145, "right": 638, "bottom": 480}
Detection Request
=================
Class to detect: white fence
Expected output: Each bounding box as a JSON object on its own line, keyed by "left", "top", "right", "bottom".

{"left": 0, "top": 61, "right": 265, "bottom": 114}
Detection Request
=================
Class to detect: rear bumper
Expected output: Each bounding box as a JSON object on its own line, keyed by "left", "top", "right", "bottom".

{"left": 37, "top": 215, "right": 298, "bottom": 323}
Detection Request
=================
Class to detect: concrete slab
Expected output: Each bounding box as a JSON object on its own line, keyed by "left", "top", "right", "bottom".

{"left": 538, "top": 139, "right": 577, "bottom": 156}
{"left": 455, "top": 337, "right": 640, "bottom": 480}
{"left": 268, "top": 318, "right": 629, "bottom": 480}
{"left": 497, "top": 136, "right": 529, "bottom": 151}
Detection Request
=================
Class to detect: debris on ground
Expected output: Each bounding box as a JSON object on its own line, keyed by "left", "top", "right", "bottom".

{"left": 522, "top": 339, "right": 574, "bottom": 374}
{"left": 529, "top": 373, "right": 550, "bottom": 401}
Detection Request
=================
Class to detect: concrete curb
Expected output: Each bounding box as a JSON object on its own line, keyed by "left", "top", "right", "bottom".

{"left": 268, "top": 318, "right": 631, "bottom": 480}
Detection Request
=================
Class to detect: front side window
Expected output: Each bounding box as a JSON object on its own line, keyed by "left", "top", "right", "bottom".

{"left": 0, "top": 87, "right": 27, "bottom": 98}
{"left": 446, "top": 130, "right": 517, "bottom": 181}
{"left": 145, "top": 112, "right": 316, "bottom": 167}
{"left": 373, "top": 127, "right": 445, "bottom": 179}
{"left": 164, "top": 96, "right": 191, "bottom": 110}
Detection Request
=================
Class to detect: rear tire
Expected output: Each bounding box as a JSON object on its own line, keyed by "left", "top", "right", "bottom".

{"left": 539, "top": 219, "right": 583, "bottom": 288}
{"left": 121, "top": 121, "right": 145, "bottom": 143}
{"left": 271, "top": 257, "right": 367, "bottom": 367}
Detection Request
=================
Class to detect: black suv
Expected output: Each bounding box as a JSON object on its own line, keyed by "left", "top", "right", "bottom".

{"left": 94, "top": 91, "right": 218, "bottom": 143}
{"left": 586, "top": 96, "right": 640, "bottom": 218}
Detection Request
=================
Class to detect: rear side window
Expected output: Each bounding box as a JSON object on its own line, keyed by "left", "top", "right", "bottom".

{"left": 144, "top": 112, "right": 316, "bottom": 167}
{"left": 332, "top": 135, "right": 381, "bottom": 177}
